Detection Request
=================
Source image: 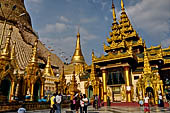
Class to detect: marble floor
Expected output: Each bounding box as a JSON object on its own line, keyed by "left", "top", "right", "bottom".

{"left": 5, "top": 106, "right": 170, "bottom": 113}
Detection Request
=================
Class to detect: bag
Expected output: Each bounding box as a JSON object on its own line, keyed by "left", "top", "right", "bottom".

{"left": 84, "top": 98, "right": 89, "bottom": 106}
{"left": 80, "top": 100, "right": 84, "bottom": 107}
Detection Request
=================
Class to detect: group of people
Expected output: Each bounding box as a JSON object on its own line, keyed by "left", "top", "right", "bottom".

{"left": 140, "top": 93, "right": 164, "bottom": 113}
{"left": 71, "top": 93, "right": 89, "bottom": 113}
{"left": 50, "top": 92, "right": 62, "bottom": 113}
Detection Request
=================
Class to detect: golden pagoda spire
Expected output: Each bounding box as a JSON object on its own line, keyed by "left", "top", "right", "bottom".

{"left": 1, "top": 26, "right": 13, "bottom": 58}
{"left": 90, "top": 50, "right": 96, "bottom": 80}
{"left": 43, "top": 54, "right": 54, "bottom": 76}
{"left": 121, "top": 0, "right": 125, "bottom": 11}
{"left": 31, "top": 40, "right": 38, "bottom": 63}
{"left": 112, "top": 0, "right": 117, "bottom": 22}
{"left": 10, "top": 41, "right": 16, "bottom": 60}
{"left": 143, "top": 41, "right": 151, "bottom": 74}
{"left": 71, "top": 29, "right": 85, "bottom": 64}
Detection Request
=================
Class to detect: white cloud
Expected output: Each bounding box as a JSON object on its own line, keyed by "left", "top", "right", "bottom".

{"left": 124, "top": 0, "right": 170, "bottom": 42}
{"left": 40, "top": 22, "right": 68, "bottom": 33}
{"left": 59, "top": 16, "right": 69, "bottom": 23}
{"left": 55, "top": 23, "right": 68, "bottom": 32}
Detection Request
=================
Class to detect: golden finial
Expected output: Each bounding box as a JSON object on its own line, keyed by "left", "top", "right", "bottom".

{"left": 46, "top": 54, "right": 51, "bottom": 68}
{"left": 1, "top": 26, "right": 13, "bottom": 58}
{"left": 92, "top": 49, "right": 94, "bottom": 60}
{"left": 121, "top": 0, "right": 125, "bottom": 11}
{"left": 31, "top": 39, "right": 38, "bottom": 63}
{"left": 143, "top": 41, "right": 151, "bottom": 74}
{"left": 112, "top": 0, "right": 116, "bottom": 22}
{"left": 10, "top": 41, "right": 16, "bottom": 60}
{"left": 77, "top": 26, "right": 80, "bottom": 37}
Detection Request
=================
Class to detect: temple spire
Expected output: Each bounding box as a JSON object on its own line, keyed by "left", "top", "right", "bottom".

{"left": 143, "top": 41, "right": 151, "bottom": 74}
{"left": 46, "top": 54, "right": 51, "bottom": 68}
{"left": 112, "top": 0, "right": 116, "bottom": 22}
{"left": 71, "top": 29, "right": 85, "bottom": 64}
{"left": 43, "top": 54, "right": 54, "bottom": 76}
{"left": 121, "top": 0, "right": 125, "bottom": 11}
{"left": 31, "top": 40, "right": 38, "bottom": 63}
{"left": 90, "top": 50, "right": 96, "bottom": 80}
{"left": 1, "top": 26, "right": 13, "bottom": 58}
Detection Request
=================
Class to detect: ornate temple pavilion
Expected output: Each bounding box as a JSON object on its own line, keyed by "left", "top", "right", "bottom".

{"left": 83, "top": 0, "right": 170, "bottom": 104}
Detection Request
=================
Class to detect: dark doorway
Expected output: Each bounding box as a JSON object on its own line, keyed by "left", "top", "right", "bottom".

{"left": 33, "top": 79, "right": 41, "bottom": 102}
{"left": 88, "top": 85, "right": 93, "bottom": 98}
{"left": 0, "top": 78, "right": 11, "bottom": 102}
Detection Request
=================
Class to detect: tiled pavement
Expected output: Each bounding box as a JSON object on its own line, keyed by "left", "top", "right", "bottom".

{"left": 5, "top": 106, "right": 170, "bottom": 113}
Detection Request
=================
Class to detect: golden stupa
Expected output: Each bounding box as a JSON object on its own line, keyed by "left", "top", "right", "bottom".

{"left": 71, "top": 30, "right": 85, "bottom": 64}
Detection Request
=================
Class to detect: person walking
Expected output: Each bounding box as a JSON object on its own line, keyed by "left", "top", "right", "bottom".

{"left": 55, "top": 92, "right": 62, "bottom": 113}
{"left": 144, "top": 93, "right": 150, "bottom": 113}
{"left": 50, "top": 93, "right": 56, "bottom": 113}
{"left": 75, "top": 94, "right": 80, "bottom": 113}
{"left": 80, "top": 95, "right": 84, "bottom": 113}
{"left": 94, "top": 95, "right": 98, "bottom": 109}
{"left": 82, "top": 94, "right": 88, "bottom": 113}
{"left": 97, "top": 95, "right": 101, "bottom": 108}
{"left": 71, "top": 93, "right": 77, "bottom": 111}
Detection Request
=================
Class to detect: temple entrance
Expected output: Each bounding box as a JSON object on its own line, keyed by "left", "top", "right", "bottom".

{"left": 0, "top": 78, "right": 11, "bottom": 102}
{"left": 88, "top": 85, "right": 93, "bottom": 98}
{"left": 146, "top": 87, "right": 154, "bottom": 104}
{"left": 33, "top": 79, "right": 41, "bottom": 102}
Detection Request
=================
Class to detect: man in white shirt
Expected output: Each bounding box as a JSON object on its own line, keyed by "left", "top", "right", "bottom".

{"left": 55, "top": 92, "right": 62, "bottom": 113}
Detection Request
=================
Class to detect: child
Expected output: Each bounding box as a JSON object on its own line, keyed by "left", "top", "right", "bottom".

{"left": 144, "top": 93, "right": 150, "bottom": 113}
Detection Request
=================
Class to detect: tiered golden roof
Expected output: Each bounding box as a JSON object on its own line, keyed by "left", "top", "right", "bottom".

{"left": 25, "top": 40, "right": 40, "bottom": 76}
{"left": 97, "top": 0, "right": 143, "bottom": 64}
{"left": 71, "top": 31, "right": 85, "bottom": 64}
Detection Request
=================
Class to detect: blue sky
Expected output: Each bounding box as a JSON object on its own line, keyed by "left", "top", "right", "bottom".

{"left": 25, "top": 0, "right": 170, "bottom": 64}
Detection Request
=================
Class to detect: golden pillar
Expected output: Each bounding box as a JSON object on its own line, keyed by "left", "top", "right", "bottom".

{"left": 124, "top": 66, "right": 132, "bottom": 102}
{"left": 9, "top": 81, "right": 15, "bottom": 102}
{"left": 142, "top": 84, "right": 145, "bottom": 98}
{"left": 101, "top": 84, "right": 104, "bottom": 100}
{"left": 96, "top": 86, "right": 99, "bottom": 96}
{"left": 31, "top": 84, "right": 34, "bottom": 101}
{"left": 41, "top": 84, "right": 44, "bottom": 99}
{"left": 102, "top": 69, "right": 107, "bottom": 102}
